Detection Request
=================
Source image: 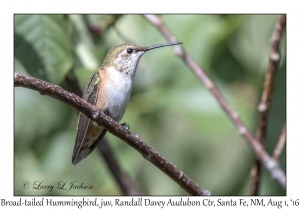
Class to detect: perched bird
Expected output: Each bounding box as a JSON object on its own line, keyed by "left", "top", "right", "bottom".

{"left": 72, "top": 42, "right": 182, "bottom": 165}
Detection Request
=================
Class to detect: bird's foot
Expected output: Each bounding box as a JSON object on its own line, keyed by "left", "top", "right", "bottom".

{"left": 120, "top": 122, "right": 130, "bottom": 131}
{"left": 104, "top": 109, "right": 111, "bottom": 117}
{"left": 96, "top": 109, "right": 111, "bottom": 126}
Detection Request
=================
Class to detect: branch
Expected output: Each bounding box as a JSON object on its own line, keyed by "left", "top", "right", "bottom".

{"left": 14, "top": 72, "right": 210, "bottom": 196}
{"left": 273, "top": 124, "right": 286, "bottom": 163}
{"left": 143, "top": 14, "right": 286, "bottom": 189}
{"left": 97, "top": 138, "right": 141, "bottom": 195}
{"left": 66, "top": 70, "right": 141, "bottom": 195}
{"left": 250, "top": 14, "right": 286, "bottom": 195}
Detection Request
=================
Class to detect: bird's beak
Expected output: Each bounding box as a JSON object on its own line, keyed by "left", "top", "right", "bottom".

{"left": 147, "top": 42, "right": 182, "bottom": 51}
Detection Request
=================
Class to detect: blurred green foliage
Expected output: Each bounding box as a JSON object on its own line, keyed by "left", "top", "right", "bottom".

{"left": 14, "top": 14, "right": 286, "bottom": 196}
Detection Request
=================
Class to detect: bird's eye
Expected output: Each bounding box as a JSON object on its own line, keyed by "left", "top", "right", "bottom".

{"left": 127, "top": 48, "right": 133, "bottom": 54}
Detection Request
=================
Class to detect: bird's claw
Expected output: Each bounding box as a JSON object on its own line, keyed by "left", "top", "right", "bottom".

{"left": 120, "top": 122, "right": 130, "bottom": 131}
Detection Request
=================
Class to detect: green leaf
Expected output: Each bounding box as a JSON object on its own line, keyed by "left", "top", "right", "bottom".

{"left": 14, "top": 15, "right": 73, "bottom": 84}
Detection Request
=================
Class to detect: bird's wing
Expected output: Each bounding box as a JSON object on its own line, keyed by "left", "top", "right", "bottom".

{"left": 72, "top": 70, "right": 105, "bottom": 165}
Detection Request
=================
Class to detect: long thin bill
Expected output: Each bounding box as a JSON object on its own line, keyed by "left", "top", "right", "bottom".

{"left": 147, "top": 42, "right": 182, "bottom": 50}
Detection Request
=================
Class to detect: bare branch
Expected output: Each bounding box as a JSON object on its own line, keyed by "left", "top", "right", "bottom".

{"left": 66, "top": 70, "right": 140, "bottom": 195}
{"left": 65, "top": 69, "right": 83, "bottom": 96}
{"left": 250, "top": 14, "right": 286, "bottom": 195}
{"left": 14, "top": 72, "right": 210, "bottom": 196}
{"left": 273, "top": 124, "right": 286, "bottom": 163}
{"left": 143, "top": 14, "right": 286, "bottom": 189}
{"left": 97, "top": 138, "right": 141, "bottom": 195}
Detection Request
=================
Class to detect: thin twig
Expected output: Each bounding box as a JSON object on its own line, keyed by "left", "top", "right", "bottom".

{"left": 14, "top": 72, "right": 210, "bottom": 196}
{"left": 250, "top": 14, "right": 286, "bottom": 195}
{"left": 97, "top": 139, "right": 141, "bottom": 195}
{"left": 65, "top": 69, "right": 83, "bottom": 96}
{"left": 66, "top": 70, "right": 140, "bottom": 195}
{"left": 143, "top": 14, "right": 286, "bottom": 189}
{"left": 273, "top": 124, "right": 286, "bottom": 163}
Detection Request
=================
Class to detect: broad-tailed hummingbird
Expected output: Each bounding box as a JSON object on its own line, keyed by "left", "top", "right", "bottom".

{"left": 72, "top": 42, "right": 182, "bottom": 165}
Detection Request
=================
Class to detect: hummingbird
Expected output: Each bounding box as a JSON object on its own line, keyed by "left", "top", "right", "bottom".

{"left": 72, "top": 42, "right": 182, "bottom": 165}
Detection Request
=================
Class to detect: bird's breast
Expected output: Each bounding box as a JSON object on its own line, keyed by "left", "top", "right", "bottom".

{"left": 96, "top": 67, "right": 133, "bottom": 122}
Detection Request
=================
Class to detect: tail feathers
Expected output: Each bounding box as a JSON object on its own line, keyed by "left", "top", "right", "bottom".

{"left": 72, "top": 128, "right": 107, "bottom": 165}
